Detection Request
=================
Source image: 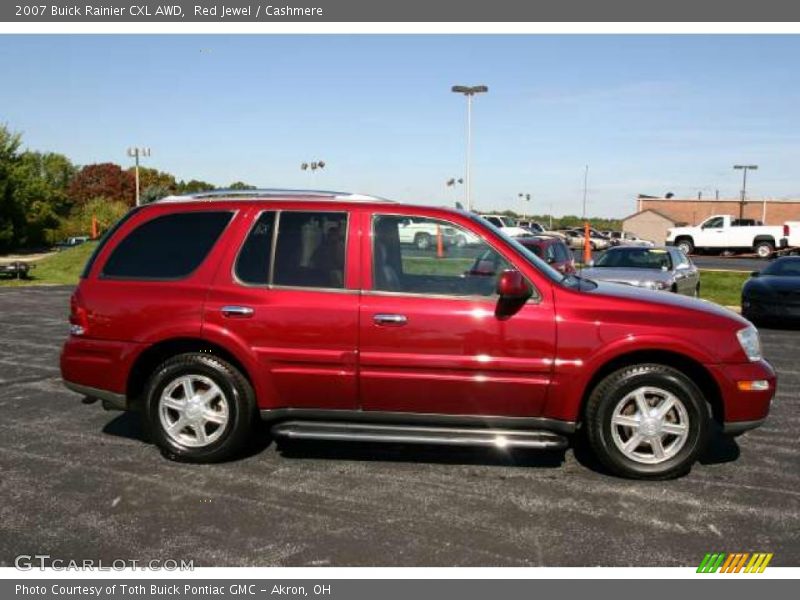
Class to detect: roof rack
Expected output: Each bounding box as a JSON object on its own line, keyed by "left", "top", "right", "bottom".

{"left": 157, "top": 188, "right": 394, "bottom": 203}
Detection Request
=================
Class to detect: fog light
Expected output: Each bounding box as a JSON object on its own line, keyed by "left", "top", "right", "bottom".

{"left": 737, "top": 380, "right": 770, "bottom": 391}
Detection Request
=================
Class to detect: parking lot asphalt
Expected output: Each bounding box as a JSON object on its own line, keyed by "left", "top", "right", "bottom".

{"left": 0, "top": 286, "right": 798, "bottom": 567}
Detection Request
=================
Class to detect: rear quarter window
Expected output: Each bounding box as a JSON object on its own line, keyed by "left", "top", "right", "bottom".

{"left": 101, "top": 211, "right": 232, "bottom": 280}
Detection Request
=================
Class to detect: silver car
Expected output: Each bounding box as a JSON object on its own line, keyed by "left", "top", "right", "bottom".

{"left": 580, "top": 246, "right": 700, "bottom": 296}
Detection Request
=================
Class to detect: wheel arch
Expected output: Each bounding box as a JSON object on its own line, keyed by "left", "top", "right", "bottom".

{"left": 578, "top": 349, "right": 724, "bottom": 426}
{"left": 126, "top": 337, "right": 255, "bottom": 409}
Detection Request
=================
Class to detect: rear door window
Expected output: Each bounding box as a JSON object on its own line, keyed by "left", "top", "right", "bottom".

{"left": 273, "top": 211, "right": 348, "bottom": 289}
{"left": 101, "top": 211, "right": 232, "bottom": 280}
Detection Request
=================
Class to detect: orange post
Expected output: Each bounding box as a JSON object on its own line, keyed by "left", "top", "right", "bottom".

{"left": 583, "top": 221, "right": 592, "bottom": 265}
{"left": 436, "top": 224, "right": 444, "bottom": 258}
{"left": 91, "top": 215, "right": 99, "bottom": 239}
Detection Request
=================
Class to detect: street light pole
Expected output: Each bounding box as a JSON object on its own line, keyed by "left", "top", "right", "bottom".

{"left": 451, "top": 85, "right": 488, "bottom": 212}
{"left": 127, "top": 146, "right": 151, "bottom": 206}
{"left": 733, "top": 164, "right": 758, "bottom": 220}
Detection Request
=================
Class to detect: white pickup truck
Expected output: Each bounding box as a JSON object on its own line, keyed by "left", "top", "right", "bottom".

{"left": 780, "top": 221, "right": 800, "bottom": 253}
{"left": 666, "top": 214, "right": 784, "bottom": 258}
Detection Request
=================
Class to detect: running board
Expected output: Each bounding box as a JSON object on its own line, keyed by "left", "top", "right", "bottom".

{"left": 270, "top": 420, "right": 568, "bottom": 450}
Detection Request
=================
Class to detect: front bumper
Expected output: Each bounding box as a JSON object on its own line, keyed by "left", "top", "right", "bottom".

{"left": 742, "top": 298, "right": 800, "bottom": 319}
{"left": 708, "top": 359, "right": 776, "bottom": 431}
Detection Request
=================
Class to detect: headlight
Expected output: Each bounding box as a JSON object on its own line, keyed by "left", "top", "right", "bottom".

{"left": 641, "top": 280, "right": 669, "bottom": 290}
{"left": 736, "top": 326, "right": 762, "bottom": 362}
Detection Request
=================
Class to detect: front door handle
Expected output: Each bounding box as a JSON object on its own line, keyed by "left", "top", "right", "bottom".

{"left": 221, "top": 305, "right": 254, "bottom": 318}
{"left": 373, "top": 313, "right": 407, "bottom": 326}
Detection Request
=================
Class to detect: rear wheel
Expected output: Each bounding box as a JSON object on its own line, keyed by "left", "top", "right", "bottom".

{"left": 143, "top": 353, "right": 256, "bottom": 463}
{"left": 754, "top": 241, "right": 774, "bottom": 259}
{"left": 585, "top": 364, "right": 709, "bottom": 479}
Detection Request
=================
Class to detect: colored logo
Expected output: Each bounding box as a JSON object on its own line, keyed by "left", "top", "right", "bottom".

{"left": 697, "top": 552, "right": 773, "bottom": 573}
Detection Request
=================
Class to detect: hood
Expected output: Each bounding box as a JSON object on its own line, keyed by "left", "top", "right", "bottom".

{"left": 579, "top": 267, "right": 673, "bottom": 285}
{"left": 584, "top": 280, "right": 748, "bottom": 325}
{"left": 745, "top": 275, "right": 800, "bottom": 294}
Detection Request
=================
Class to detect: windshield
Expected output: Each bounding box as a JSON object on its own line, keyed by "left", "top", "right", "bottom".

{"left": 594, "top": 248, "right": 672, "bottom": 270}
{"left": 763, "top": 258, "right": 800, "bottom": 276}
{"left": 466, "top": 213, "right": 569, "bottom": 284}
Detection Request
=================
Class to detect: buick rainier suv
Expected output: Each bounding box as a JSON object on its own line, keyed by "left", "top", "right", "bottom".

{"left": 61, "top": 190, "right": 776, "bottom": 479}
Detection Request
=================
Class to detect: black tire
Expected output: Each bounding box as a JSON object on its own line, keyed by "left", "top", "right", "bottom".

{"left": 584, "top": 364, "right": 710, "bottom": 480}
{"left": 754, "top": 241, "right": 774, "bottom": 259}
{"left": 143, "top": 352, "right": 256, "bottom": 463}
{"left": 676, "top": 238, "right": 694, "bottom": 255}
{"left": 415, "top": 232, "right": 431, "bottom": 250}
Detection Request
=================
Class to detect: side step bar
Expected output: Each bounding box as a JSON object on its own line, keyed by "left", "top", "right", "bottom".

{"left": 271, "top": 420, "right": 568, "bottom": 450}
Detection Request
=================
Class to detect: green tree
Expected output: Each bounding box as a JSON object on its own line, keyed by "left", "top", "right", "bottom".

{"left": 12, "top": 151, "right": 76, "bottom": 246}
{"left": 131, "top": 166, "right": 177, "bottom": 194}
{"left": 176, "top": 179, "right": 216, "bottom": 194}
{"left": 0, "top": 124, "right": 22, "bottom": 251}
{"left": 228, "top": 181, "right": 256, "bottom": 190}
{"left": 54, "top": 197, "right": 129, "bottom": 240}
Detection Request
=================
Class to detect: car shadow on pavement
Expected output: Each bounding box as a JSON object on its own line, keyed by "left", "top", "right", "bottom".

{"left": 275, "top": 439, "right": 566, "bottom": 469}
{"left": 571, "top": 425, "right": 740, "bottom": 477}
{"left": 101, "top": 412, "right": 274, "bottom": 460}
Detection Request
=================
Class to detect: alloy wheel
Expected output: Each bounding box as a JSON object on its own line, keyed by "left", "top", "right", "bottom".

{"left": 158, "top": 374, "right": 229, "bottom": 448}
{"left": 609, "top": 386, "right": 690, "bottom": 464}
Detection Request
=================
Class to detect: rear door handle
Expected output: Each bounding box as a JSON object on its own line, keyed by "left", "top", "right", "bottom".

{"left": 221, "top": 305, "right": 254, "bottom": 318}
{"left": 373, "top": 313, "right": 407, "bottom": 326}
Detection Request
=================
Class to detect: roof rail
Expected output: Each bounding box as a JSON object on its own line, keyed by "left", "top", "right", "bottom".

{"left": 157, "top": 188, "right": 394, "bottom": 203}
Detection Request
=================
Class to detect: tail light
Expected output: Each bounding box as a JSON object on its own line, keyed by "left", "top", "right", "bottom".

{"left": 784, "top": 224, "right": 790, "bottom": 237}
{"left": 69, "top": 293, "right": 89, "bottom": 336}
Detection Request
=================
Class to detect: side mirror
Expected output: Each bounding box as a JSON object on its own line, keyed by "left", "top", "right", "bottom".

{"left": 496, "top": 269, "right": 531, "bottom": 300}
{"left": 751, "top": 271, "right": 760, "bottom": 278}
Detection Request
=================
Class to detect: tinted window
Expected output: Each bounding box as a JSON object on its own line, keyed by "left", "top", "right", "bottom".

{"left": 553, "top": 241, "right": 570, "bottom": 262}
{"left": 235, "top": 212, "right": 276, "bottom": 285}
{"left": 81, "top": 207, "right": 141, "bottom": 278}
{"left": 595, "top": 248, "right": 672, "bottom": 270}
{"left": 373, "top": 214, "right": 512, "bottom": 297}
{"left": 102, "top": 211, "right": 232, "bottom": 279}
{"left": 272, "top": 212, "right": 347, "bottom": 289}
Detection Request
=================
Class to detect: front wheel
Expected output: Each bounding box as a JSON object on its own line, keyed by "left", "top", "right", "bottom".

{"left": 414, "top": 232, "right": 432, "bottom": 250}
{"left": 584, "top": 364, "right": 710, "bottom": 479}
{"left": 676, "top": 239, "right": 694, "bottom": 255}
{"left": 143, "top": 353, "right": 256, "bottom": 463}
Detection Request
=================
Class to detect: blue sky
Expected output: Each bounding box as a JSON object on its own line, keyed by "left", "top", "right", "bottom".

{"left": 1, "top": 34, "right": 799, "bottom": 217}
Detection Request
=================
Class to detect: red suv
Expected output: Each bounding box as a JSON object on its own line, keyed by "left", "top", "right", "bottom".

{"left": 61, "top": 190, "right": 775, "bottom": 479}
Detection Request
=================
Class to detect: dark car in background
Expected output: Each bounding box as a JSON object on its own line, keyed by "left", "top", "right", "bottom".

{"left": 742, "top": 257, "right": 800, "bottom": 324}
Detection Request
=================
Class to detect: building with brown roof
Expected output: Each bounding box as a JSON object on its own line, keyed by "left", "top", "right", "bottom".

{"left": 635, "top": 197, "right": 800, "bottom": 227}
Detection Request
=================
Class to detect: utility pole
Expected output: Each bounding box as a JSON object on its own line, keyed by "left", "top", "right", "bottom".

{"left": 733, "top": 164, "right": 758, "bottom": 220}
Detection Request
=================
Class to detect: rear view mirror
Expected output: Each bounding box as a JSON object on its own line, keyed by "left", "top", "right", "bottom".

{"left": 496, "top": 270, "right": 531, "bottom": 300}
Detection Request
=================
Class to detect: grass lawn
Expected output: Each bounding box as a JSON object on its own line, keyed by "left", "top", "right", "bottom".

{"left": 0, "top": 242, "right": 98, "bottom": 287}
{"left": 698, "top": 269, "right": 749, "bottom": 307}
